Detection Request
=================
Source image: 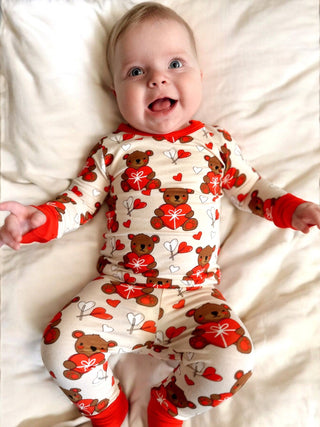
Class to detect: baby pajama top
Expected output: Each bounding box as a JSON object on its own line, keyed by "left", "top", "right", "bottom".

{"left": 24, "top": 119, "right": 304, "bottom": 288}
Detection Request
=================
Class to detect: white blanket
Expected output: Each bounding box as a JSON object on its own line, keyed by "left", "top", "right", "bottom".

{"left": 1, "top": 1, "right": 319, "bottom": 426}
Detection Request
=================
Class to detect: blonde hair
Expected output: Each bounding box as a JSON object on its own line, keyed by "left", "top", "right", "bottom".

{"left": 106, "top": 1, "right": 197, "bottom": 83}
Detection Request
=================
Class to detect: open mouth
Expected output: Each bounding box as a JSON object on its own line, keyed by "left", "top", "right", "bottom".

{"left": 148, "top": 97, "right": 177, "bottom": 112}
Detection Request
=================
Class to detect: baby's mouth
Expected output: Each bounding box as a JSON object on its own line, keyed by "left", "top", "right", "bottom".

{"left": 148, "top": 97, "right": 177, "bottom": 112}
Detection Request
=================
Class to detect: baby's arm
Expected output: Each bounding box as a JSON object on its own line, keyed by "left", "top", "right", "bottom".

{"left": 0, "top": 201, "right": 46, "bottom": 250}
{"left": 213, "top": 127, "right": 320, "bottom": 232}
{"left": 291, "top": 202, "right": 320, "bottom": 234}
{"left": 0, "top": 141, "right": 112, "bottom": 250}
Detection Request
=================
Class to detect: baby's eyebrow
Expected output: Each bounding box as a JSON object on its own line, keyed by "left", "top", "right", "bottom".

{"left": 120, "top": 61, "right": 138, "bottom": 68}
{"left": 120, "top": 51, "right": 190, "bottom": 69}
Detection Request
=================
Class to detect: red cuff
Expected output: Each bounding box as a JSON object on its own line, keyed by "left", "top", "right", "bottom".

{"left": 272, "top": 193, "right": 306, "bottom": 229}
{"left": 21, "top": 204, "right": 59, "bottom": 243}
{"left": 89, "top": 388, "right": 128, "bottom": 426}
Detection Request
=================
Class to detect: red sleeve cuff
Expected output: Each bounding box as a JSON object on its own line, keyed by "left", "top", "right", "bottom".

{"left": 21, "top": 204, "right": 59, "bottom": 243}
{"left": 272, "top": 193, "right": 306, "bottom": 229}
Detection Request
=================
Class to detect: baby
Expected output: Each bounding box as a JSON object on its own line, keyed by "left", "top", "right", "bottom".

{"left": 1, "top": 2, "right": 320, "bottom": 427}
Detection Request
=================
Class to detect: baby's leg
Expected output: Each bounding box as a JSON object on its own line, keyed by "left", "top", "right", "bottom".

{"left": 147, "top": 286, "right": 255, "bottom": 426}
{"left": 41, "top": 276, "right": 161, "bottom": 426}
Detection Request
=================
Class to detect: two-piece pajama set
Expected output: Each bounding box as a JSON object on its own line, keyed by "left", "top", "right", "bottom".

{"left": 22, "top": 120, "right": 304, "bottom": 421}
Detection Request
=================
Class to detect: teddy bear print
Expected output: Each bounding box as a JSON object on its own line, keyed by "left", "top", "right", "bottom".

{"left": 43, "top": 312, "right": 62, "bottom": 345}
{"left": 60, "top": 387, "right": 109, "bottom": 416}
{"left": 150, "top": 188, "right": 198, "bottom": 231}
{"left": 101, "top": 281, "right": 158, "bottom": 307}
{"left": 63, "top": 330, "right": 117, "bottom": 380}
{"left": 121, "top": 150, "right": 161, "bottom": 192}
{"left": 48, "top": 193, "right": 76, "bottom": 221}
{"left": 97, "top": 255, "right": 109, "bottom": 275}
{"left": 132, "top": 340, "right": 169, "bottom": 353}
{"left": 151, "top": 376, "right": 196, "bottom": 417}
{"left": 219, "top": 144, "right": 246, "bottom": 190}
{"left": 105, "top": 194, "right": 119, "bottom": 232}
{"left": 120, "top": 233, "right": 160, "bottom": 277}
{"left": 80, "top": 206, "right": 102, "bottom": 226}
{"left": 79, "top": 142, "right": 113, "bottom": 183}
{"left": 248, "top": 190, "right": 277, "bottom": 221}
{"left": 183, "top": 245, "right": 216, "bottom": 284}
{"left": 198, "top": 370, "right": 252, "bottom": 407}
{"left": 186, "top": 303, "right": 252, "bottom": 353}
{"left": 146, "top": 277, "right": 179, "bottom": 289}
{"left": 200, "top": 155, "right": 223, "bottom": 200}
{"left": 43, "top": 297, "right": 80, "bottom": 345}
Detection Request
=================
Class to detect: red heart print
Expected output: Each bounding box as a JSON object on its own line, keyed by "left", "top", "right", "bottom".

{"left": 173, "top": 173, "right": 182, "bottom": 181}
{"left": 90, "top": 308, "right": 113, "bottom": 320}
{"left": 123, "top": 133, "right": 135, "bottom": 141}
{"left": 172, "top": 299, "right": 185, "bottom": 309}
{"left": 202, "top": 367, "right": 223, "bottom": 382}
{"left": 193, "top": 231, "right": 202, "bottom": 240}
{"left": 106, "top": 299, "right": 121, "bottom": 308}
{"left": 123, "top": 273, "right": 136, "bottom": 284}
{"left": 206, "top": 142, "right": 213, "bottom": 149}
{"left": 237, "top": 193, "right": 248, "bottom": 202}
{"left": 123, "top": 220, "right": 131, "bottom": 228}
{"left": 178, "top": 242, "right": 192, "bottom": 253}
{"left": 141, "top": 320, "right": 156, "bottom": 333}
{"left": 133, "top": 198, "right": 147, "bottom": 209}
{"left": 166, "top": 326, "right": 187, "bottom": 340}
{"left": 184, "top": 374, "right": 195, "bottom": 386}
{"left": 115, "top": 239, "right": 125, "bottom": 250}
{"left": 71, "top": 186, "right": 83, "bottom": 197}
{"left": 141, "top": 189, "right": 151, "bottom": 196}
{"left": 177, "top": 149, "right": 191, "bottom": 159}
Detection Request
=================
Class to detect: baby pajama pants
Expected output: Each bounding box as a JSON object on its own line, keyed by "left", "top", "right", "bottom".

{"left": 41, "top": 276, "right": 254, "bottom": 425}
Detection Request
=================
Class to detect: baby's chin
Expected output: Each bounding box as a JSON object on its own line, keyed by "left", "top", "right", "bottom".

{"left": 132, "top": 119, "right": 192, "bottom": 135}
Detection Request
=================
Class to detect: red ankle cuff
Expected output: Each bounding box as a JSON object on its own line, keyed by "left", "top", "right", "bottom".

{"left": 90, "top": 388, "right": 128, "bottom": 427}
{"left": 147, "top": 392, "right": 183, "bottom": 427}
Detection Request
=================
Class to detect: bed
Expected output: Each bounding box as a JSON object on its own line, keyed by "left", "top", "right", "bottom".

{"left": 1, "top": 1, "right": 319, "bottom": 426}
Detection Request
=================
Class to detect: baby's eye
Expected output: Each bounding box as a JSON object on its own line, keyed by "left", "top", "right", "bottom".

{"left": 169, "top": 59, "right": 183, "bottom": 69}
{"left": 128, "top": 67, "right": 144, "bottom": 77}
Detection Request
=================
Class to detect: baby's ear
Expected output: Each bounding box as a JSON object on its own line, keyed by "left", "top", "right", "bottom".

{"left": 110, "top": 88, "right": 117, "bottom": 97}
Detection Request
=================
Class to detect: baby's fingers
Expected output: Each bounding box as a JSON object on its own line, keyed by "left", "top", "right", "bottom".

{"left": 0, "top": 201, "right": 25, "bottom": 216}
{"left": 0, "top": 216, "right": 22, "bottom": 250}
{"left": 292, "top": 219, "right": 310, "bottom": 234}
{"left": 29, "top": 210, "right": 47, "bottom": 229}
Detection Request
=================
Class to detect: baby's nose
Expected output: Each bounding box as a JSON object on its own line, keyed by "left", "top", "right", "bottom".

{"left": 148, "top": 71, "right": 167, "bottom": 88}
{"left": 150, "top": 79, "right": 166, "bottom": 87}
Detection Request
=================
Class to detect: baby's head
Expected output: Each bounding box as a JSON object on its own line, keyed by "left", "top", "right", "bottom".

{"left": 106, "top": 2, "right": 203, "bottom": 134}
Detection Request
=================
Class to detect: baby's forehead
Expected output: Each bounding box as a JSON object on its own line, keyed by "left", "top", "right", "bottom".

{"left": 120, "top": 17, "right": 185, "bottom": 41}
{"left": 115, "top": 17, "right": 197, "bottom": 57}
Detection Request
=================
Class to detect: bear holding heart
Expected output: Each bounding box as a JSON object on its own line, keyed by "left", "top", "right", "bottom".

{"left": 186, "top": 303, "right": 252, "bottom": 353}
{"left": 63, "top": 330, "right": 117, "bottom": 380}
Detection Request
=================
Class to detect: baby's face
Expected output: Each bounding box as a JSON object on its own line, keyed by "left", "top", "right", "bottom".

{"left": 112, "top": 18, "right": 203, "bottom": 134}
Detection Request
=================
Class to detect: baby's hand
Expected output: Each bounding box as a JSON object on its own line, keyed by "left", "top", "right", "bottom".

{"left": 291, "top": 202, "right": 320, "bottom": 234}
{"left": 0, "top": 202, "right": 46, "bottom": 250}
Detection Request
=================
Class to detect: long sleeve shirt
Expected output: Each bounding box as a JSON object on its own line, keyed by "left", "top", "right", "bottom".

{"left": 22, "top": 120, "right": 305, "bottom": 288}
